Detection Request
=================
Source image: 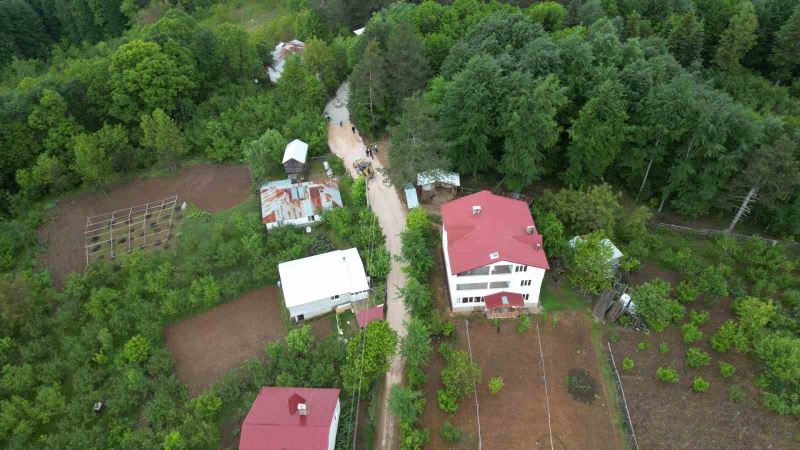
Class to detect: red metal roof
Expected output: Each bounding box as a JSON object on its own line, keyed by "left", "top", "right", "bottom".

{"left": 484, "top": 291, "right": 524, "bottom": 309}
{"left": 239, "top": 387, "right": 340, "bottom": 450}
{"left": 356, "top": 305, "right": 385, "bottom": 328}
{"left": 441, "top": 190, "right": 549, "bottom": 274}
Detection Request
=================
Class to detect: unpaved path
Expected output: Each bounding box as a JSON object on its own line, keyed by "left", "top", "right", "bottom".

{"left": 326, "top": 82, "right": 408, "bottom": 450}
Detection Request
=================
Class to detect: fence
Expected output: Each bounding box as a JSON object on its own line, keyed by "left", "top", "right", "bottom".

{"left": 607, "top": 342, "right": 640, "bottom": 450}
{"left": 454, "top": 185, "right": 534, "bottom": 205}
{"left": 650, "top": 222, "right": 800, "bottom": 250}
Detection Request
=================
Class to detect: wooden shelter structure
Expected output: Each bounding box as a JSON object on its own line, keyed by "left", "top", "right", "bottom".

{"left": 483, "top": 291, "right": 537, "bottom": 319}
{"left": 593, "top": 277, "right": 641, "bottom": 327}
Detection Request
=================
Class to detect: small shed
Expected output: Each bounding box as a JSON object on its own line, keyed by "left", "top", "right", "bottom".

{"left": 355, "top": 304, "right": 385, "bottom": 328}
{"left": 568, "top": 236, "right": 624, "bottom": 271}
{"left": 417, "top": 170, "right": 460, "bottom": 201}
{"left": 404, "top": 183, "right": 419, "bottom": 209}
{"left": 283, "top": 139, "right": 308, "bottom": 180}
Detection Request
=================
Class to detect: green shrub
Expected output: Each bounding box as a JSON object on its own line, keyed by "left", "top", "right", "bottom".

{"left": 634, "top": 279, "right": 685, "bottom": 332}
{"left": 517, "top": 315, "right": 531, "bottom": 333}
{"left": 609, "top": 331, "right": 620, "bottom": 343}
{"left": 685, "top": 348, "right": 711, "bottom": 368}
{"left": 676, "top": 280, "right": 700, "bottom": 304}
{"left": 719, "top": 361, "right": 736, "bottom": 378}
{"left": 622, "top": 357, "right": 635, "bottom": 371}
{"left": 681, "top": 323, "right": 704, "bottom": 344}
{"left": 441, "top": 321, "right": 455, "bottom": 337}
{"left": 692, "top": 376, "right": 710, "bottom": 392}
{"left": 123, "top": 335, "right": 151, "bottom": 363}
{"left": 439, "top": 419, "right": 462, "bottom": 443}
{"left": 710, "top": 320, "right": 739, "bottom": 353}
{"left": 656, "top": 366, "right": 679, "bottom": 383}
{"left": 659, "top": 342, "right": 670, "bottom": 354}
{"left": 637, "top": 341, "right": 649, "bottom": 350}
{"left": 436, "top": 389, "right": 458, "bottom": 414}
{"left": 729, "top": 384, "right": 745, "bottom": 402}
{"left": 689, "top": 309, "right": 710, "bottom": 326}
{"left": 488, "top": 377, "right": 504, "bottom": 394}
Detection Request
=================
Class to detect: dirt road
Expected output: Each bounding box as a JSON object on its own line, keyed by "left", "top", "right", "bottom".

{"left": 326, "top": 83, "right": 407, "bottom": 450}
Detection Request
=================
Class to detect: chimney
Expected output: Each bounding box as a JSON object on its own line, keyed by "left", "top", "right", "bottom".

{"left": 526, "top": 225, "right": 535, "bottom": 234}
{"left": 297, "top": 403, "right": 308, "bottom": 416}
{"left": 472, "top": 205, "right": 481, "bottom": 215}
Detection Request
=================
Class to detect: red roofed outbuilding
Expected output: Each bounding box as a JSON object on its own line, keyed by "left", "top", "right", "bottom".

{"left": 239, "top": 387, "right": 341, "bottom": 450}
{"left": 355, "top": 304, "right": 385, "bottom": 328}
{"left": 441, "top": 191, "right": 548, "bottom": 312}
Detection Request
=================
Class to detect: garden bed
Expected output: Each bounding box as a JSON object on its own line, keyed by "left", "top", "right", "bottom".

{"left": 38, "top": 163, "right": 251, "bottom": 286}
{"left": 610, "top": 297, "right": 800, "bottom": 449}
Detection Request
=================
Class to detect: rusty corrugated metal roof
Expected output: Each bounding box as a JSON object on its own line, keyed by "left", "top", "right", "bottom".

{"left": 260, "top": 178, "right": 342, "bottom": 225}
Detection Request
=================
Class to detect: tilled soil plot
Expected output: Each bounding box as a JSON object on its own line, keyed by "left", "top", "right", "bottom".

{"left": 612, "top": 297, "right": 800, "bottom": 449}
{"left": 38, "top": 164, "right": 251, "bottom": 287}
{"left": 164, "top": 286, "right": 285, "bottom": 396}
{"left": 538, "top": 311, "right": 621, "bottom": 450}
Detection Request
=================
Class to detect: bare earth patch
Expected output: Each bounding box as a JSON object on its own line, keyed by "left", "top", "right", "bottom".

{"left": 164, "top": 286, "right": 285, "bottom": 396}
{"left": 37, "top": 164, "right": 251, "bottom": 287}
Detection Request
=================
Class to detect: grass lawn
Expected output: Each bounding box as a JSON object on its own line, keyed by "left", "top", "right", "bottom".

{"left": 540, "top": 277, "right": 588, "bottom": 312}
{"left": 203, "top": 0, "right": 282, "bottom": 32}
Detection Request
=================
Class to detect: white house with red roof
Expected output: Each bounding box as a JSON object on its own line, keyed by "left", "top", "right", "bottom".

{"left": 239, "top": 387, "right": 341, "bottom": 450}
{"left": 441, "top": 190, "right": 549, "bottom": 312}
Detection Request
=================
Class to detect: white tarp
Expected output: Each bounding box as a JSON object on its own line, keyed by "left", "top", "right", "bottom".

{"left": 282, "top": 139, "right": 309, "bottom": 164}
{"left": 278, "top": 248, "right": 369, "bottom": 308}
{"left": 417, "top": 170, "right": 461, "bottom": 188}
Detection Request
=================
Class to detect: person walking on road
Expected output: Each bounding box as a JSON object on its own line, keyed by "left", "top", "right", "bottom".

{"left": 339, "top": 120, "right": 343, "bottom": 127}
{"left": 351, "top": 125, "right": 356, "bottom": 134}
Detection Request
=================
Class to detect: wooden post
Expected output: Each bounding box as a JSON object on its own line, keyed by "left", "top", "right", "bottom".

{"left": 109, "top": 212, "right": 115, "bottom": 260}
{"left": 142, "top": 203, "right": 149, "bottom": 248}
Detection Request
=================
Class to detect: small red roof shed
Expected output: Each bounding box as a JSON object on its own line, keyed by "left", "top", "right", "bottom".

{"left": 239, "top": 386, "right": 340, "bottom": 450}
{"left": 484, "top": 291, "right": 525, "bottom": 309}
{"left": 355, "top": 304, "right": 385, "bottom": 328}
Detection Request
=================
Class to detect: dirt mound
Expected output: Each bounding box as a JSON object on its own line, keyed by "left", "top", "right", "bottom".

{"left": 37, "top": 164, "right": 251, "bottom": 287}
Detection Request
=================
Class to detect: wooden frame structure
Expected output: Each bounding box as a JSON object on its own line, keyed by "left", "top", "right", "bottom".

{"left": 84, "top": 195, "right": 178, "bottom": 268}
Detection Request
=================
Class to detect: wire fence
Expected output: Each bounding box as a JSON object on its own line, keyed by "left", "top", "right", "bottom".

{"left": 454, "top": 185, "right": 535, "bottom": 205}
{"left": 650, "top": 222, "right": 800, "bottom": 250}
{"left": 607, "top": 342, "right": 640, "bottom": 450}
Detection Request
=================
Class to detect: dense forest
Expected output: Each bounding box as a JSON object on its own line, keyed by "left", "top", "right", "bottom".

{"left": 347, "top": 0, "right": 800, "bottom": 237}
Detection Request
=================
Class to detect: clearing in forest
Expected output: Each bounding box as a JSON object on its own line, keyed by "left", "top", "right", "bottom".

{"left": 37, "top": 164, "right": 251, "bottom": 287}
{"left": 164, "top": 286, "right": 286, "bottom": 396}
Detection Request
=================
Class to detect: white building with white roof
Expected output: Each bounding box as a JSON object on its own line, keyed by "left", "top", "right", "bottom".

{"left": 278, "top": 248, "right": 369, "bottom": 322}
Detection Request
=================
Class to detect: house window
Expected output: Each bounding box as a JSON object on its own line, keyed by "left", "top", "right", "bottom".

{"left": 491, "top": 265, "right": 511, "bottom": 274}
{"left": 521, "top": 279, "right": 532, "bottom": 287}
{"left": 331, "top": 294, "right": 340, "bottom": 301}
{"left": 457, "top": 282, "right": 488, "bottom": 291}
{"left": 523, "top": 294, "right": 530, "bottom": 301}
{"left": 457, "top": 266, "right": 491, "bottom": 276}
{"left": 489, "top": 281, "right": 509, "bottom": 289}
{"left": 308, "top": 215, "right": 315, "bottom": 221}
{"left": 460, "top": 296, "right": 486, "bottom": 304}
{"left": 515, "top": 265, "right": 528, "bottom": 273}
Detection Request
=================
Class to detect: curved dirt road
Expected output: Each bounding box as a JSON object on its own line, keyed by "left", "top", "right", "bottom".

{"left": 326, "top": 83, "right": 407, "bottom": 450}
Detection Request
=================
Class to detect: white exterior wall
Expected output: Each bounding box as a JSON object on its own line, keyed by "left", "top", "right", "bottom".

{"left": 287, "top": 290, "right": 369, "bottom": 321}
{"left": 265, "top": 215, "right": 321, "bottom": 230}
{"left": 327, "top": 399, "right": 341, "bottom": 450}
{"left": 442, "top": 228, "right": 545, "bottom": 311}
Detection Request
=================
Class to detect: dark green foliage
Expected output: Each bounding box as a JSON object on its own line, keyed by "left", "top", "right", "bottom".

{"left": 437, "top": 343, "right": 481, "bottom": 414}
{"left": 439, "top": 419, "right": 463, "bottom": 443}
{"left": 711, "top": 320, "right": 740, "bottom": 353}
{"left": 729, "top": 384, "right": 745, "bottom": 402}
{"left": 565, "top": 368, "right": 598, "bottom": 403}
